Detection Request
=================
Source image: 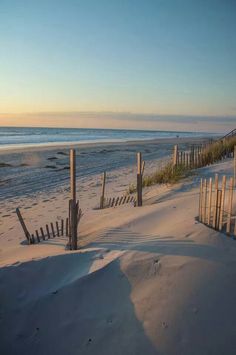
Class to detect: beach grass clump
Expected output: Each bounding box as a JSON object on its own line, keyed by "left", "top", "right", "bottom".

{"left": 142, "top": 162, "right": 189, "bottom": 187}
{"left": 201, "top": 136, "right": 236, "bottom": 165}
{"left": 127, "top": 162, "right": 189, "bottom": 193}
{"left": 127, "top": 183, "right": 136, "bottom": 194}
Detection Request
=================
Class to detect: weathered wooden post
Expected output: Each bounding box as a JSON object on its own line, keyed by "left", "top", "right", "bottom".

{"left": 70, "top": 148, "right": 78, "bottom": 250}
{"left": 46, "top": 224, "right": 50, "bottom": 239}
{"left": 70, "top": 149, "right": 76, "bottom": 202}
{"left": 216, "top": 190, "right": 222, "bottom": 230}
{"left": 36, "top": 230, "right": 40, "bottom": 243}
{"left": 69, "top": 199, "right": 78, "bottom": 250}
{"left": 56, "top": 221, "right": 60, "bottom": 236}
{"left": 51, "top": 222, "right": 55, "bottom": 238}
{"left": 40, "top": 227, "right": 46, "bottom": 240}
{"left": 16, "top": 208, "right": 31, "bottom": 244}
{"left": 202, "top": 179, "right": 207, "bottom": 223}
{"left": 207, "top": 177, "right": 213, "bottom": 225}
{"left": 141, "top": 161, "right": 145, "bottom": 176}
{"left": 137, "top": 152, "right": 142, "bottom": 207}
{"left": 199, "top": 178, "right": 203, "bottom": 222}
{"left": 219, "top": 175, "right": 226, "bottom": 231}
{"left": 212, "top": 174, "right": 218, "bottom": 229}
{"left": 226, "top": 177, "right": 233, "bottom": 236}
{"left": 183, "top": 152, "right": 186, "bottom": 167}
{"left": 100, "top": 171, "right": 106, "bottom": 209}
{"left": 173, "top": 145, "right": 178, "bottom": 166}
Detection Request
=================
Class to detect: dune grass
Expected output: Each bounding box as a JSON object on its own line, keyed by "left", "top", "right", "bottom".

{"left": 201, "top": 136, "right": 236, "bottom": 165}
{"left": 142, "top": 162, "right": 189, "bottom": 187}
{"left": 128, "top": 162, "right": 189, "bottom": 193}
{"left": 128, "top": 136, "right": 236, "bottom": 194}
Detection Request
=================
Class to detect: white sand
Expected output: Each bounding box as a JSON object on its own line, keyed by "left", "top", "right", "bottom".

{"left": 0, "top": 158, "right": 236, "bottom": 354}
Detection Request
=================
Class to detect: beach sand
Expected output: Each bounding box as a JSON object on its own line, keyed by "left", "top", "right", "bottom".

{"left": 0, "top": 138, "right": 236, "bottom": 354}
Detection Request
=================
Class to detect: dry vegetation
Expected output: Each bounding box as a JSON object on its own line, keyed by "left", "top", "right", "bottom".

{"left": 128, "top": 136, "right": 236, "bottom": 193}
{"left": 201, "top": 136, "right": 236, "bottom": 165}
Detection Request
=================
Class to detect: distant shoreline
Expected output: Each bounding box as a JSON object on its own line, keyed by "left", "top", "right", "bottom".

{"left": 0, "top": 134, "right": 218, "bottom": 155}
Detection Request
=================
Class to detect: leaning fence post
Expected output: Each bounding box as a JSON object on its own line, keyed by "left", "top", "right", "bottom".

{"left": 226, "top": 177, "right": 233, "bottom": 236}
{"left": 36, "top": 230, "right": 40, "bottom": 243}
{"left": 46, "top": 224, "right": 50, "bottom": 239}
{"left": 16, "top": 208, "right": 31, "bottom": 244}
{"left": 137, "top": 152, "right": 142, "bottom": 206}
{"left": 100, "top": 171, "right": 106, "bottom": 209}
{"left": 219, "top": 175, "right": 226, "bottom": 231}
{"left": 50, "top": 222, "right": 55, "bottom": 238}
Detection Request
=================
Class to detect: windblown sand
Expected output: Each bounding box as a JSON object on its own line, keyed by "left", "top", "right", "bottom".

{"left": 0, "top": 147, "right": 236, "bottom": 354}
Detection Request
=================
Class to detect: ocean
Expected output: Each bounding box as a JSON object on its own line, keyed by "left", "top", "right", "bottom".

{"left": 0, "top": 128, "right": 215, "bottom": 200}
{"left": 0, "top": 127, "right": 215, "bottom": 148}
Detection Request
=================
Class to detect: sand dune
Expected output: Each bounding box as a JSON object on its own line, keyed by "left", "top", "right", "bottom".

{"left": 0, "top": 158, "right": 236, "bottom": 354}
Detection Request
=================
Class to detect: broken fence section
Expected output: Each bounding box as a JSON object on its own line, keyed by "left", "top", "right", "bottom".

{"left": 16, "top": 204, "right": 82, "bottom": 245}
{"left": 101, "top": 194, "right": 136, "bottom": 209}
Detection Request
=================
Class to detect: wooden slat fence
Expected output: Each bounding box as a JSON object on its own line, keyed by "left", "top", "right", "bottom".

{"left": 173, "top": 143, "right": 235, "bottom": 170}
{"left": 16, "top": 205, "right": 82, "bottom": 245}
{"left": 102, "top": 195, "right": 136, "bottom": 208}
{"left": 198, "top": 174, "right": 236, "bottom": 238}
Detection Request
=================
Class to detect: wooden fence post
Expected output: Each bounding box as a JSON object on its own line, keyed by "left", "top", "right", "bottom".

{"left": 56, "top": 221, "right": 60, "bottom": 236}
{"left": 40, "top": 227, "right": 45, "bottom": 241}
{"left": 199, "top": 178, "right": 203, "bottom": 222}
{"left": 219, "top": 175, "right": 226, "bottom": 231}
{"left": 137, "top": 152, "right": 142, "bottom": 207}
{"left": 202, "top": 179, "right": 207, "bottom": 223}
{"left": 69, "top": 199, "right": 78, "bottom": 250}
{"left": 173, "top": 145, "right": 178, "bottom": 166}
{"left": 36, "top": 230, "right": 40, "bottom": 243}
{"left": 212, "top": 174, "right": 218, "bottom": 229}
{"left": 46, "top": 224, "right": 50, "bottom": 239}
{"left": 215, "top": 190, "right": 222, "bottom": 230}
{"left": 70, "top": 149, "right": 78, "bottom": 249}
{"left": 61, "top": 219, "right": 64, "bottom": 236}
{"left": 207, "top": 178, "right": 213, "bottom": 225}
{"left": 70, "top": 149, "right": 76, "bottom": 202}
{"left": 51, "top": 222, "right": 55, "bottom": 238}
{"left": 100, "top": 171, "right": 106, "bottom": 209}
{"left": 16, "top": 208, "right": 31, "bottom": 244}
{"left": 226, "top": 177, "right": 233, "bottom": 236}
{"left": 141, "top": 161, "right": 145, "bottom": 176}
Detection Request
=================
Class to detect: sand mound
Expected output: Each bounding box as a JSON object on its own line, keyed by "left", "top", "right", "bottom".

{"left": 1, "top": 246, "right": 236, "bottom": 355}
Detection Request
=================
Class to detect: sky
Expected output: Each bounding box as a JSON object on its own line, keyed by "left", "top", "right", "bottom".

{"left": 0, "top": 0, "right": 236, "bottom": 132}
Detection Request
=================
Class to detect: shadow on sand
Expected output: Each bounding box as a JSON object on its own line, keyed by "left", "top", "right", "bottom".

{"left": 0, "top": 251, "right": 158, "bottom": 355}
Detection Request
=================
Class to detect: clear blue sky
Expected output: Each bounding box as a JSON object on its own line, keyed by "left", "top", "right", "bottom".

{"left": 0, "top": 0, "right": 236, "bottom": 129}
